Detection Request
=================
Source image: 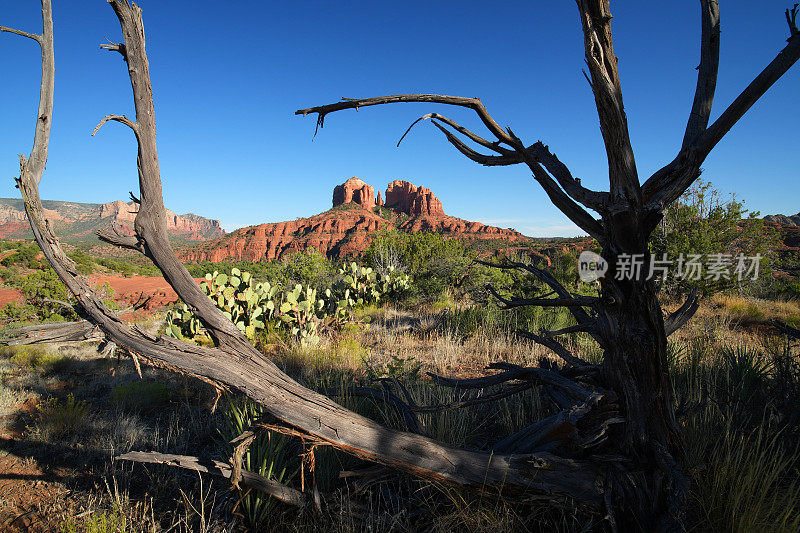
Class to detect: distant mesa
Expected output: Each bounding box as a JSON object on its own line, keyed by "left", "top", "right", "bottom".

{"left": 183, "top": 177, "right": 526, "bottom": 263}
{"left": 763, "top": 211, "right": 800, "bottom": 253}
{"left": 764, "top": 212, "right": 800, "bottom": 227}
{"left": 333, "top": 177, "right": 445, "bottom": 218}
{"left": 0, "top": 197, "right": 224, "bottom": 242}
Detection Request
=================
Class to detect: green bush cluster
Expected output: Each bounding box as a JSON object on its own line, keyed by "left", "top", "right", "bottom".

{"left": 34, "top": 393, "right": 89, "bottom": 440}
{"left": 184, "top": 249, "right": 336, "bottom": 291}
{"left": 364, "top": 230, "right": 470, "bottom": 298}
{"left": 0, "top": 242, "right": 44, "bottom": 269}
{"left": 650, "top": 179, "right": 778, "bottom": 297}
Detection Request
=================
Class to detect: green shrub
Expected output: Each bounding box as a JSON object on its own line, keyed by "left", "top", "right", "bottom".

{"left": 0, "top": 302, "right": 38, "bottom": 324}
{"left": 280, "top": 249, "right": 335, "bottom": 291}
{"left": 60, "top": 507, "right": 127, "bottom": 533}
{"left": 3, "top": 345, "right": 64, "bottom": 371}
{"left": 1, "top": 242, "right": 43, "bottom": 269}
{"left": 650, "top": 179, "right": 778, "bottom": 296}
{"left": 67, "top": 248, "right": 95, "bottom": 274}
{"left": 12, "top": 268, "right": 76, "bottom": 320}
{"left": 34, "top": 394, "right": 89, "bottom": 440}
{"left": 364, "top": 230, "right": 469, "bottom": 299}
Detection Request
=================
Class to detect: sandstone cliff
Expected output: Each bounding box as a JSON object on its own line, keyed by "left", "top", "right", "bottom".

{"left": 184, "top": 207, "right": 388, "bottom": 262}
{"left": 385, "top": 179, "right": 445, "bottom": 217}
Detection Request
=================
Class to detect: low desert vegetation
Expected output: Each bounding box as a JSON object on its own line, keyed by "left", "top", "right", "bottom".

{"left": 1, "top": 196, "right": 799, "bottom": 531}
{"left": 1, "top": 287, "right": 798, "bottom": 531}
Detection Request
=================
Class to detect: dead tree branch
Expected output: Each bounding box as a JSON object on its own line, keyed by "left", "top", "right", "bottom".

{"left": 117, "top": 451, "right": 308, "bottom": 508}
{"left": 0, "top": 321, "right": 100, "bottom": 345}
{"left": 682, "top": 0, "right": 721, "bottom": 149}
{"left": 642, "top": 5, "right": 800, "bottom": 217}
{"left": 493, "top": 393, "right": 622, "bottom": 455}
{"left": 516, "top": 329, "right": 597, "bottom": 370}
{"left": 2, "top": 0, "right": 53, "bottom": 187}
{"left": 487, "top": 285, "right": 599, "bottom": 309}
{"left": 774, "top": 320, "right": 800, "bottom": 340}
{"left": 297, "top": 96, "right": 606, "bottom": 239}
{"left": 92, "top": 114, "right": 138, "bottom": 136}
{"left": 663, "top": 290, "right": 700, "bottom": 337}
{"left": 576, "top": 0, "right": 640, "bottom": 204}
{"left": 429, "top": 362, "right": 595, "bottom": 402}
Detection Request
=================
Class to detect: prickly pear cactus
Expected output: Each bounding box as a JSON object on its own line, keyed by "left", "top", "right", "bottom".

{"left": 167, "top": 262, "right": 408, "bottom": 346}
{"left": 165, "top": 303, "right": 203, "bottom": 340}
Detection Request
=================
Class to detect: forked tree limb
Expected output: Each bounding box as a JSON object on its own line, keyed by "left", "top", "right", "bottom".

{"left": 682, "top": 0, "right": 720, "bottom": 150}
{"left": 516, "top": 329, "right": 596, "bottom": 370}
{"left": 477, "top": 259, "right": 600, "bottom": 334}
{"left": 429, "top": 362, "right": 596, "bottom": 402}
{"left": 92, "top": 114, "right": 138, "bottom": 136}
{"left": 642, "top": 7, "right": 800, "bottom": 215}
{"left": 1, "top": 0, "right": 53, "bottom": 187}
{"left": 398, "top": 113, "right": 513, "bottom": 155}
{"left": 3, "top": 0, "right": 606, "bottom": 507}
{"left": 400, "top": 114, "right": 608, "bottom": 213}
{"left": 492, "top": 393, "right": 620, "bottom": 455}
{"left": 296, "top": 96, "right": 607, "bottom": 239}
{"left": 411, "top": 382, "right": 534, "bottom": 414}
{"left": 96, "top": 226, "right": 147, "bottom": 254}
{"left": 487, "top": 284, "right": 599, "bottom": 309}
{"left": 296, "top": 94, "right": 513, "bottom": 144}
{"left": 99, "top": 0, "right": 249, "bottom": 353}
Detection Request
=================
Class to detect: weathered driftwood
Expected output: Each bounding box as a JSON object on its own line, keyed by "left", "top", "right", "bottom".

{"left": 0, "top": 320, "right": 100, "bottom": 345}
{"left": 117, "top": 451, "right": 308, "bottom": 508}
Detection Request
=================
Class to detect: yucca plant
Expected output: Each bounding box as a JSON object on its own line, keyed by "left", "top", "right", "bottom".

{"left": 221, "top": 396, "right": 297, "bottom": 530}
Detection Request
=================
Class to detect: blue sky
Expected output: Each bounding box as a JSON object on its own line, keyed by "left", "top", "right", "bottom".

{"left": 1, "top": 1, "right": 798, "bottom": 237}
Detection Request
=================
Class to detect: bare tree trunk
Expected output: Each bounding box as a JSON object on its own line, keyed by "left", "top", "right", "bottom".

{"left": 597, "top": 250, "right": 686, "bottom": 528}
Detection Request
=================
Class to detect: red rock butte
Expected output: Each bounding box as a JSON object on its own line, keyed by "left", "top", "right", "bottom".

{"left": 333, "top": 177, "right": 375, "bottom": 212}
{"left": 385, "top": 180, "right": 445, "bottom": 217}
{"left": 183, "top": 178, "right": 527, "bottom": 263}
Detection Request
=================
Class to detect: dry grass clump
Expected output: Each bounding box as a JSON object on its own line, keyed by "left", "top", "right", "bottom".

{"left": 711, "top": 294, "right": 800, "bottom": 327}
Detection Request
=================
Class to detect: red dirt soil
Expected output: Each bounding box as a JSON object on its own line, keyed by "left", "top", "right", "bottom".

{"left": 88, "top": 274, "right": 204, "bottom": 311}
{"left": 0, "top": 287, "right": 23, "bottom": 306}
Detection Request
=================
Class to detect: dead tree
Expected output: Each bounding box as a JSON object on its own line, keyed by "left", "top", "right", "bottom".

{"left": 295, "top": 1, "right": 800, "bottom": 529}
{"left": 3, "top": 0, "right": 798, "bottom": 530}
